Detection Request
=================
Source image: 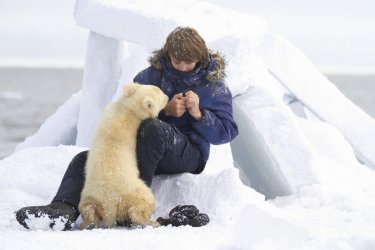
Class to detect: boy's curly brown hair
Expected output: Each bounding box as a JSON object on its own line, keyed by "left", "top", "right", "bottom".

{"left": 163, "top": 26, "right": 208, "bottom": 63}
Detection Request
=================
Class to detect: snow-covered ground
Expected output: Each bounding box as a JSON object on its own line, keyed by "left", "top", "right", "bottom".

{"left": 1, "top": 0, "right": 375, "bottom": 250}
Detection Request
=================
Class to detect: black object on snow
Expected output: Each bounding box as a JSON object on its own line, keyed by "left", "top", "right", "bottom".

{"left": 157, "top": 204, "right": 209, "bottom": 227}
{"left": 15, "top": 201, "right": 79, "bottom": 231}
{"left": 189, "top": 213, "right": 210, "bottom": 227}
{"left": 169, "top": 205, "right": 199, "bottom": 219}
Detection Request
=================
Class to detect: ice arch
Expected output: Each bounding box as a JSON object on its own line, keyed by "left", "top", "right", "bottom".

{"left": 15, "top": 0, "right": 375, "bottom": 199}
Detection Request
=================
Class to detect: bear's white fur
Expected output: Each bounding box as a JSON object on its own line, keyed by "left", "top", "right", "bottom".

{"left": 79, "top": 83, "right": 168, "bottom": 229}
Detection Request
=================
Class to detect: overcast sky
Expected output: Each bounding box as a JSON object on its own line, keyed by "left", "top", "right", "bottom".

{"left": 0, "top": 0, "right": 374, "bottom": 73}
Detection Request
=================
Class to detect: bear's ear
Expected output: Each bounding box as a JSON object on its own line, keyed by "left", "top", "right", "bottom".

{"left": 123, "top": 84, "right": 139, "bottom": 97}
{"left": 143, "top": 97, "right": 156, "bottom": 113}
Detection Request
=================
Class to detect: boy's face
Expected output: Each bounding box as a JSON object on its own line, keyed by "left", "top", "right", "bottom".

{"left": 170, "top": 57, "right": 197, "bottom": 73}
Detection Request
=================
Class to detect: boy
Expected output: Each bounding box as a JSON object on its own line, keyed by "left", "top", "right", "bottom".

{"left": 16, "top": 26, "right": 238, "bottom": 230}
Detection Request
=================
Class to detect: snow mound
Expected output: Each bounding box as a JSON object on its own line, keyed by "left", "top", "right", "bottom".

{"left": 0, "top": 145, "right": 274, "bottom": 250}
{"left": 258, "top": 33, "right": 375, "bottom": 169}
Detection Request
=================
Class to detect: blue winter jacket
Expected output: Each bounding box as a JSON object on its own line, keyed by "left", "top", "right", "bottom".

{"left": 133, "top": 50, "right": 238, "bottom": 162}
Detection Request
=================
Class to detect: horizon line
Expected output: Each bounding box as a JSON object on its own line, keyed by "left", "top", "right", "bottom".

{"left": 0, "top": 60, "right": 374, "bottom": 76}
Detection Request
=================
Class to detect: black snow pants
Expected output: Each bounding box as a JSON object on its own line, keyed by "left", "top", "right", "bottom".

{"left": 52, "top": 118, "right": 205, "bottom": 210}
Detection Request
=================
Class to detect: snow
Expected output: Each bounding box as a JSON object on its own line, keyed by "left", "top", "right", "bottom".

{"left": 74, "top": 0, "right": 267, "bottom": 48}
{"left": 2, "top": 0, "right": 375, "bottom": 249}
{"left": 231, "top": 87, "right": 317, "bottom": 198}
{"left": 257, "top": 33, "right": 375, "bottom": 169}
{"left": 76, "top": 32, "right": 125, "bottom": 146}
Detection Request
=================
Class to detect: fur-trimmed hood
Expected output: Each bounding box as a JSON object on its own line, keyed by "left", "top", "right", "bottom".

{"left": 148, "top": 49, "right": 226, "bottom": 82}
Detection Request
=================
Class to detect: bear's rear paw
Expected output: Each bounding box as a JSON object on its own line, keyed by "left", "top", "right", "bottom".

{"left": 80, "top": 223, "right": 98, "bottom": 230}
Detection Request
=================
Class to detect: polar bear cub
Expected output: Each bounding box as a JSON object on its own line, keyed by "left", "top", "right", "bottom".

{"left": 79, "top": 83, "right": 168, "bottom": 229}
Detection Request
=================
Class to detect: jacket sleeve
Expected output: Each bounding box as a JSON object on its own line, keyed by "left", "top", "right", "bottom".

{"left": 189, "top": 84, "right": 238, "bottom": 145}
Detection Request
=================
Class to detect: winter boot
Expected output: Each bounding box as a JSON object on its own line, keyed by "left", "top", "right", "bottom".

{"left": 169, "top": 205, "right": 199, "bottom": 219}
{"left": 188, "top": 213, "right": 210, "bottom": 227}
{"left": 157, "top": 212, "right": 190, "bottom": 227}
{"left": 157, "top": 205, "right": 210, "bottom": 227}
{"left": 15, "top": 201, "right": 79, "bottom": 231}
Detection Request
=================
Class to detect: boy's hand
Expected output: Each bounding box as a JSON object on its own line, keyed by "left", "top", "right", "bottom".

{"left": 164, "top": 93, "right": 186, "bottom": 117}
{"left": 185, "top": 91, "right": 202, "bottom": 121}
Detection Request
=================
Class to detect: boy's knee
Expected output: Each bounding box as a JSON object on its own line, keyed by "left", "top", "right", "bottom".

{"left": 137, "top": 118, "right": 170, "bottom": 142}
{"left": 70, "top": 150, "right": 89, "bottom": 169}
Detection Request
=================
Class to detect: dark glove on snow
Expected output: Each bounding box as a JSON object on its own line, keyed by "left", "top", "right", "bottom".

{"left": 157, "top": 205, "right": 209, "bottom": 227}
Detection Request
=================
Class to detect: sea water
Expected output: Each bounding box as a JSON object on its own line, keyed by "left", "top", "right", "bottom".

{"left": 0, "top": 68, "right": 82, "bottom": 159}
